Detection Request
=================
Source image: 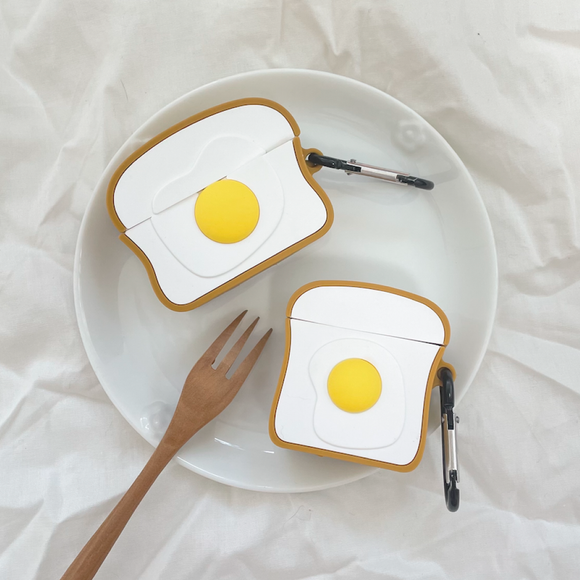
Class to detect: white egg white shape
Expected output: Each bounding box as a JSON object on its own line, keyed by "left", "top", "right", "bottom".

{"left": 309, "top": 338, "right": 405, "bottom": 449}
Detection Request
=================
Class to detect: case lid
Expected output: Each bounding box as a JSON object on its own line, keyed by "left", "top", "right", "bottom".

{"left": 289, "top": 283, "right": 449, "bottom": 346}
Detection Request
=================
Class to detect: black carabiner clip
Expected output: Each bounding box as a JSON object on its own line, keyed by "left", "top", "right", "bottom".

{"left": 439, "top": 367, "right": 460, "bottom": 512}
{"left": 306, "top": 153, "right": 435, "bottom": 190}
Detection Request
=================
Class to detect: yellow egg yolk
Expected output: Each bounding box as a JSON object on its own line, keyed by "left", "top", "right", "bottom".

{"left": 327, "top": 358, "right": 382, "bottom": 413}
{"left": 194, "top": 179, "right": 260, "bottom": 244}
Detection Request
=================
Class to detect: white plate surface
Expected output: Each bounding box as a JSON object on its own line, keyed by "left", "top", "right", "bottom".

{"left": 74, "top": 69, "right": 497, "bottom": 492}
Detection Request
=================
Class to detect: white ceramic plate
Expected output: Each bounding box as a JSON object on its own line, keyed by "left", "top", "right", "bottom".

{"left": 74, "top": 69, "right": 497, "bottom": 492}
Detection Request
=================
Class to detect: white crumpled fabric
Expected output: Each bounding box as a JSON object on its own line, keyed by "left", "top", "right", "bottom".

{"left": 1, "top": 1, "right": 579, "bottom": 578}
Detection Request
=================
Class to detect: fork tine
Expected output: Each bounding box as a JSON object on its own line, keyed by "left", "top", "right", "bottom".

{"left": 229, "top": 328, "right": 273, "bottom": 385}
{"left": 200, "top": 311, "right": 247, "bottom": 364}
{"left": 217, "top": 317, "right": 260, "bottom": 374}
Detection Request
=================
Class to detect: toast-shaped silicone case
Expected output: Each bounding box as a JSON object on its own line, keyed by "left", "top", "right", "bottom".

{"left": 107, "top": 98, "right": 333, "bottom": 311}
{"left": 270, "top": 281, "right": 454, "bottom": 472}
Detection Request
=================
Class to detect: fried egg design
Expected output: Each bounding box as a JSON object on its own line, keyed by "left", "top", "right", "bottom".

{"left": 270, "top": 282, "right": 452, "bottom": 471}
{"left": 107, "top": 99, "right": 333, "bottom": 310}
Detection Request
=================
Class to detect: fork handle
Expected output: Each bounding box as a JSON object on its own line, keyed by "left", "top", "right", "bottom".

{"left": 60, "top": 441, "right": 178, "bottom": 580}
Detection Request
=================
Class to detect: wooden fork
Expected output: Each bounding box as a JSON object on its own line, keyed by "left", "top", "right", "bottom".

{"left": 61, "top": 311, "right": 272, "bottom": 580}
